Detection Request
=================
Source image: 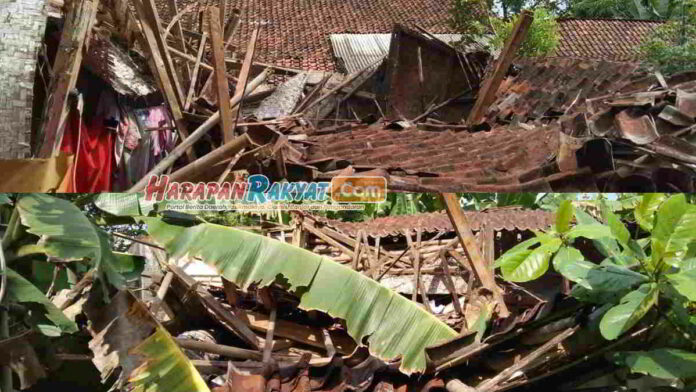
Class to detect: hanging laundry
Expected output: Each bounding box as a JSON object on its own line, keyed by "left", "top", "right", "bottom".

{"left": 60, "top": 100, "right": 114, "bottom": 192}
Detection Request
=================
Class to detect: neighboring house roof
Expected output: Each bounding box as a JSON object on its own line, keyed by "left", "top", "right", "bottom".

{"left": 330, "top": 33, "right": 488, "bottom": 73}
{"left": 310, "top": 208, "right": 556, "bottom": 238}
{"left": 157, "top": 0, "right": 457, "bottom": 72}
{"left": 555, "top": 18, "right": 664, "bottom": 62}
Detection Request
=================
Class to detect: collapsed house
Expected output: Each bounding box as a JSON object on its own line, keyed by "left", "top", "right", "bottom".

{"left": 1, "top": 0, "right": 691, "bottom": 192}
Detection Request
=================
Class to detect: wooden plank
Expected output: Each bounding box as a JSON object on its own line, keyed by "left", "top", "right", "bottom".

{"left": 133, "top": 0, "right": 196, "bottom": 161}
{"left": 441, "top": 193, "right": 510, "bottom": 317}
{"left": 165, "top": 0, "right": 190, "bottom": 83}
{"left": 37, "top": 0, "right": 99, "bottom": 158}
{"left": 140, "top": 0, "right": 186, "bottom": 106}
{"left": 184, "top": 32, "right": 207, "bottom": 111}
{"left": 207, "top": 5, "right": 234, "bottom": 142}
{"left": 228, "top": 27, "right": 260, "bottom": 141}
{"left": 466, "top": 10, "right": 533, "bottom": 126}
{"left": 169, "top": 265, "right": 261, "bottom": 349}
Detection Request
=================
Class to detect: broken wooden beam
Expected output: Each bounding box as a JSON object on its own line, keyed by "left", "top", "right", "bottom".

{"left": 37, "top": 0, "right": 99, "bottom": 158}
{"left": 467, "top": 10, "right": 533, "bottom": 126}
{"left": 168, "top": 133, "right": 251, "bottom": 182}
{"left": 228, "top": 27, "right": 260, "bottom": 141}
{"left": 176, "top": 338, "right": 263, "bottom": 361}
{"left": 133, "top": 0, "right": 196, "bottom": 160}
{"left": 208, "top": 5, "right": 235, "bottom": 143}
{"left": 441, "top": 193, "right": 510, "bottom": 317}
{"left": 184, "top": 32, "right": 208, "bottom": 111}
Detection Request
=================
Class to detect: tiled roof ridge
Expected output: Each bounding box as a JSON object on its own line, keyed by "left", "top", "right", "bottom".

{"left": 558, "top": 17, "right": 665, "bottom": 23}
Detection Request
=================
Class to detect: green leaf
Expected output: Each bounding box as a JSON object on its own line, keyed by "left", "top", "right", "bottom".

{"left": 569, "top": 263, "right": 648, "bottom": 304}
{"left": 4, "top": 268, "right": 78, "bottom": 336}
{"left": 142, "top": 217, "right": 457, "bottom": 374}
{"left": 16, "top": 194, "right": 143, "bottom": 290}
{"left": 599, "top": 283, "right": 658, "bottom": 340}
{"left": 500, "top": 236, "right": 562, "bottom": 282}
{"left": 665, "top": 269, "right": 696, "bottom": 301}
{"left": 613, "top": 349, "right": 696, "bottom": 380}
{"left": 635, "top": 193, "right": 666, "bottom": 232}
{"left": 0, "top": 194, "right": 11, "bottom": 206}
{"left": 575, "top": 209, "right": 623, "bottom": 261}
{"left": 94, "top": 193, "right": 156, "bottom": 217}
{"left": 602, "top": 202, "right": 631, "bottom": 249}
{"left": 553, "top": 246, "right": 593, "bottom": 283}
{"left": 494, "top": 236, "right": 545, "bottom": 268}
{"left": 129, "top": 327, "right": 211, "bottom": 392}
{"left": 651, "top": 194, "right": 696, "bottom": 267}
{"left": 566, "top": 224, "right": 613, "bottom": 240}
{"left": 556, "top": 200, "right": 574, "bottom": 234}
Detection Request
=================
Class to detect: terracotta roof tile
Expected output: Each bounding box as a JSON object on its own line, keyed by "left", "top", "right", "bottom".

{"left": 307, "top": 123, "right": 562, "bottom": 191}
{"left": 555, "top": 18, "right": 664, "bottom": 62}
{"left": 311, "top": 208, "right": 555, "bottom": 238}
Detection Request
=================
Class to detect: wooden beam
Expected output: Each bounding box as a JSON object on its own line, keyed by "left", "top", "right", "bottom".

{"left": 207, "top": 5, "right": 234, "bottom": 142}
{"left": 441, "top": 193, "right": 510, "bottom": 317}
{"left": 184, "top": 32, "right": 208, "bottom": 111}
{"left": 169, "top": 265, "right": 261, "bottom": 349}
{"left": 165, "top": 0, "right": 190, "bottom": 83}
{"left": 466, "top": 10, "right": 533, "bottom": 126}
{"left": 228, "top": 27, "right": 260, "bottom": 141}
{"left": 133, "top": 0, "right": 195, "bottom": 161}
{"left": 37, "top": 0, "right": 99, "bottom": 158}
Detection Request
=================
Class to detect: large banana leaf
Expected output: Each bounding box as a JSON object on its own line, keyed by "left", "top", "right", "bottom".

{"left": 141, "top": 217, "right": 458, "bottom": 374}
{"left": 15, "top": 194, "right": 144, "bottom": 290}
{"left": 5, "top": 267, "right": 77, "bottom": 336}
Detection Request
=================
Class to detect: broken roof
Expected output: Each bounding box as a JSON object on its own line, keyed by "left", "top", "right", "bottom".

{"left": 305, "top": 123, "right": 562, "bottom": 192}
{"left": 311, "top": 208, "right": 555, "bottom": 238}
{"left": 483, "top": 57, "right": 648, "bottom": 123}
{"left": 555, "top": 18, "right": 663, "bottom": 62}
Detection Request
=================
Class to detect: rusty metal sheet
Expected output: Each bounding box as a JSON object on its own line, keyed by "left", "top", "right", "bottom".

{"left": 314, "top": 208, "right": 554, "bottom": 238}
{"left": 615, "top": 109, "right": 659, "bottom": 145}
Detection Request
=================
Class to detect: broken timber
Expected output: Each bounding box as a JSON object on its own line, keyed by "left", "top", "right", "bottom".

{"left": 228, "top": 27, "right": 260, "bottom": 142}
{"left": 467, "top": 10, "right": 533, "bottom": 126}
{"left": 37, "top": 0, "right": 99, "bottom": 158}
{"left": 208, "top": 6, "right": 234, "bottom": 143}
{"left": 441, "top": 193, "right": 510, "bottom": 317}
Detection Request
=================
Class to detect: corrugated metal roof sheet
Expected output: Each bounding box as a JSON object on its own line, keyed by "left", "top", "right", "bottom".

{"left": 330, "top": 33, "right": 480, "bottom": 73}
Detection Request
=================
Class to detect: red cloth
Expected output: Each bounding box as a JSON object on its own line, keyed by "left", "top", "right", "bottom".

{"left": 60, "top": 110, "right": 114, "bottom": 192}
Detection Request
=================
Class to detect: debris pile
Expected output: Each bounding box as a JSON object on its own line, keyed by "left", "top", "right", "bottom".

{"left": 3, "top": 2, "right": 696, "bottom": 192}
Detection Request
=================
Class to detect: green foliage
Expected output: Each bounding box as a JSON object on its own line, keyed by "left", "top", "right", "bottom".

{"left": 490, "top": 7, "right": 559, "bottom": 57}
{"left": 450, "top": 0, "right": 492, "bottom": 47}
{"left": 570, "top": 0, "right": 680, "bottom": 19}
{"left": 494, "top": 193, "right": 696, "bottom": 381}
{"left": 639, "top": 17, "right": 696, "bottom": 75}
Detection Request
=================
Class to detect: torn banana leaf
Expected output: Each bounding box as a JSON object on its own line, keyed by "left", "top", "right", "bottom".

{"left": 86, "top": 290, "right": 209, "bottom": 392}
{"left": 142, "top": 217, "right": 458, "bottom": 374}
{"left": 129, "top": 327, "right": 210, "bottom": 392}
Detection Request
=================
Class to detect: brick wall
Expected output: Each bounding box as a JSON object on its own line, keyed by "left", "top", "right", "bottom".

{"left": 0, "top": 0, "right": 47, "bottom": 159}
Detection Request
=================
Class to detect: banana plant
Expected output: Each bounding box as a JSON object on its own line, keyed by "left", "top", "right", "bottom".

{"left": 495, "top": 194, "right": 696, "bottom": 382}
{"left": 94, "top": 193, "right": 458, "bottom": 375}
